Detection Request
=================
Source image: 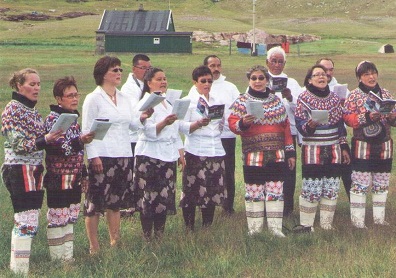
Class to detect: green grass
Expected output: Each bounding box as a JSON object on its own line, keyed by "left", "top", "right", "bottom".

{"left": 1, "top": 0, "right": 396, "bottom": 277}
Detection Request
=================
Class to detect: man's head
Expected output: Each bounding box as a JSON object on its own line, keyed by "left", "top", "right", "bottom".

{"left": 132, "top": 54, "right": 151, "bottom": 81}
{"left": 316, "top": 58, "right": 334, "bottom": 82}
{"left": 203, "top": 55, "right": 222, "bottom": 80}
{"left": 266, "top": 46, "right": 286, "bottom": 75}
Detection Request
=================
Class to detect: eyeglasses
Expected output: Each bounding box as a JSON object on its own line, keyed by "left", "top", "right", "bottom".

{"left": 311, "top": 73, "right": 327, "bottom": 78}
{"left": 134, "top": 65, "right": 152, "bottom": 71}
{"left": 111, "top": 68, "right": 123, "bottom": 73}
{"left": 63, "top": 93, "right": 81, "bottom": 99}
{"left": 269, "top": 59, "right": 285, "bottom": 65}
{"left": 250, "top": 75, "right": 265, "bottom": 81}
{"left": 199, "top": 79, "right": 213, "bottom": 84}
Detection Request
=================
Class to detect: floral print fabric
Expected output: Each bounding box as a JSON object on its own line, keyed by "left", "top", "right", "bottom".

{"left": 180, "top": 152, "right": 226, "bottom": 209}
{"left": 133, "top": 155, "right": 177, "bottom": 217}
{"left": 83, "top": 157, "right": 133, "bottom": 216}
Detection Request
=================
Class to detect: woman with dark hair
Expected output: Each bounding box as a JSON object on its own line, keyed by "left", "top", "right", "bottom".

{"left": 2, "top": 68, "right": 62, "bottom": 275}
{"left": 180, "top": 65, "right": 226, "bottom": 231}
{"left": 295, "top": 64, "right": 350, "bottom": 231}
{"left": 82, "top": 56, "right": 148, "bottom": 254}
{"left": 43, "top": 76, "right": 94, "bottom": 262}
{"left": 344, "top": 61, "right": 396, "bottom": 228}
{"left": 133, "top": 67, "right": 188, "bottom": 240}
{"left": 229, "top": 65, "right": 296, "bottom": 237}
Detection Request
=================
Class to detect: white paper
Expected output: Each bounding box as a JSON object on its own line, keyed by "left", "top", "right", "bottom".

{"left": 246, "top": 100, "right": 264, "bottom": 119}
{"left": 50, "top": 113, "right": 78, "bottom": 133}
{"left": 139, "top": 93, "right": 166, "bottom": 111}
{"left": 166, "top": 89, "right": 183, "bottom": 105}
{"left": 89, "top": 119, "right": 112, "bottom": 140}
{"left": 172, "top": 98, "right": 191, "bottom": 119}
{"left": 311, "top": 110, "right": 329, "bottom": 124}
{"left": 333, "top": 84, "right": 348, "bottom": 99}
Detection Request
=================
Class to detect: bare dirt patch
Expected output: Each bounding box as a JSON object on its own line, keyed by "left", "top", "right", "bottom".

{"left": 0, "top": 10, "right": 96, "bottom": 22}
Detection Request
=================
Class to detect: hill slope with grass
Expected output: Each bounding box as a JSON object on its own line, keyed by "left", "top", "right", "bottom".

{"left": 1, "top": 0, "right": 396, "bottom": 44}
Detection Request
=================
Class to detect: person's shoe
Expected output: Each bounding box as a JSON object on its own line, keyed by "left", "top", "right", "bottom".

{"left": 223, "top": 208, "right": 235, "bottom": 216}
{"left": 292, "top": 225, "right": 314, "bottom": 234}
{"left": 120, "top": 208, "right": 134, "bottom": 218}
{"left": 374, "top": 220, "right": 390, "bottom": 226}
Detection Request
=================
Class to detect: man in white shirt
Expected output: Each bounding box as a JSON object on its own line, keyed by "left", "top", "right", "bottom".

{"left": 188, "top": 55, "right": 240, "bottom": 214}
{"left": 121, "top": 54, "right": 152, "bottom": 103}
{"left": 120, "top": 54, "right": 152, "bottom": 217}
{"left": 266, "top": 46, "right": 303, "bottom": 216}
{"left": 317, "top": 58, "right": 350, "bottom": 96}
{"left": 317, "top": 57, "right": 352, "bottom": 200}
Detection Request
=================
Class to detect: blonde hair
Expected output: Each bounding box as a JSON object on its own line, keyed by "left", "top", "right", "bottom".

{"left": 9, "top": 68, "right": 39, "bottom": 90}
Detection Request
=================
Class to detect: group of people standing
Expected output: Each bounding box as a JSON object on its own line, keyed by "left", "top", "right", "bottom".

{"left": 2, "top": 48, "right": 396, "bottom": 276}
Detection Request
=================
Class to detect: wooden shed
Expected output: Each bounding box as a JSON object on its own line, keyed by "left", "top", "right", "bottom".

{"left": 96, "top": 9, "right": 192, "bottom": 54}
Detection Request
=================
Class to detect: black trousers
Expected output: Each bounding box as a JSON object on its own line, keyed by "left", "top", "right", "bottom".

{"left": 341, "top": 148, "right": 352, "bottom": 201}
{"left": 131, "top": 142, "right": 136, "bottom": 165}
{"left": 221, "top": 138, "right": 236, "bottom": 212}
{"left": 283, "top": 135, "right": 297, "bottom": 216}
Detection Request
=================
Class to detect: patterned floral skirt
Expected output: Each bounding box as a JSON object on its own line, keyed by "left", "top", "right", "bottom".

{"left": 133, "top": 155, "right": 177, "bottom": 217}
{"left": 83, "top": 157, "right": 133, "bottom": 216}
{"left": 180, "top": 152, "right": 226, "bottom": 209}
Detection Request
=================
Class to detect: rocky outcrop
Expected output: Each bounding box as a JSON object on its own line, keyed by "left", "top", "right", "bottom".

{"left": 192, "top": 29, "right": 320, "bottom": 45}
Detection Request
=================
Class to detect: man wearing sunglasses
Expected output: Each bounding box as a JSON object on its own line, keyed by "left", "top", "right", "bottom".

{"left": 188, "top": 55, "right": 240, "bottom": 215}
{"left": 266, "top": 46, "right": 303, "bottom": 217}
{"left": 120, "top": 54, "right": 152, "bottom": 217}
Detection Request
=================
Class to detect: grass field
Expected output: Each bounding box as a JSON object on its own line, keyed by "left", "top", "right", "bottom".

{"left": 1, "top": 0, "right": 396, "bottom": 277}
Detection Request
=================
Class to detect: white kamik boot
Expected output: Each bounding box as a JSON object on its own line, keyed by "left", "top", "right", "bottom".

{"left": 320, "top": 198, "right": 337, "bottom": 230}
{"left": 11, "top": 232, "right": 32, "bottom": 276}
{"left": 10, "top": 230, "right": 16, "bottom": 271}
{"left": 373, "top": 192, "right": 389, "bottom": 226}
{"left": 63, "top": 224, "right": 75, "bottom": 262}
{"left": 47, "top": 226, "right": 65, "bottom": 261}
{"left": 350, "top": 192, "right": 367, "bottom": 228}
{"left": 11, "top": 209, "right": 39, "bottom": 276}
{"left": 266, "top": 200, "right": 285, "bottom": 237}
{"left": 299, "top": 196, "right": 318, "bottom": 232}
{"left": 245, "top": 201, "right": 264, "bottom": 235}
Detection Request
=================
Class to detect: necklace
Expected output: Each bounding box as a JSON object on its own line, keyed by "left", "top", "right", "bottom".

{"left": 106, "top": 91, "right": 116, "bottom": 102}
{"left": 101, "top": 86, "right": 117, "bottom": 103}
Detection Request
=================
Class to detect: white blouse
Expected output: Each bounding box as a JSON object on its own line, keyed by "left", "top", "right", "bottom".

{"left": 134, "top": 93, "right": 189, "bottom": 162}
{"left": 181, "top": 92, "right": 226, "bottom": 157}
{"left": 82, "top": 86, "right": 141, "bottom": 159}
{"left": 188, "top": 74, "right": 240, "bottom": 139}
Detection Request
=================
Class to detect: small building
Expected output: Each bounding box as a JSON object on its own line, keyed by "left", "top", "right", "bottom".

{"left": 236, "top": 41, "right": 267, "bottom": 56}
{"left": 96, "top": 9, "right": 192, "bottom": 54}
{"left": 378, "top": 44, "right": 394, "bottom": 53}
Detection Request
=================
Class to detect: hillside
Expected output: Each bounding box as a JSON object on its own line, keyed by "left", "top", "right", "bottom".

{"left": 0, "top": 0, "right": 396, "bottom": 44}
